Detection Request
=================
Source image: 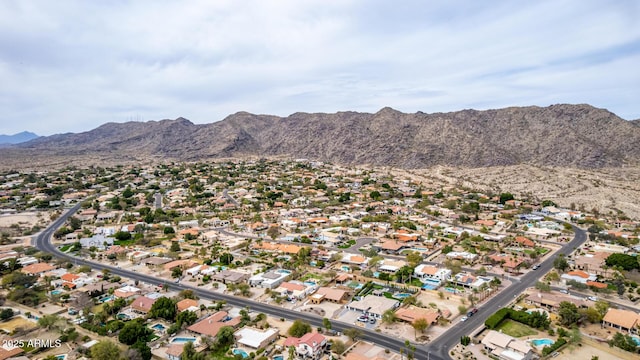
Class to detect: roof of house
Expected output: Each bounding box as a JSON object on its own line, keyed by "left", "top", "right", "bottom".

{"left": 602, "top": 308, "right": 640, "bottom": 330}
{"left": 395, "top": 306, "right": 440, "bottom": 324}
{"left": 131, "top": 295, "right": 156, "bottom": 313}
{"left": 566, "top": 270, "right": 589, "bottom": 279}
{"left": 177, "top": 298, "right": 199, "bottom": 312}
{"left": 61, "top": 273, "right": 80, "bottom": 282}
{"left": 515, "top": 236, "right": 535, "bottom": 247}
{"left": 586, "top": 281, "right": 607, "bottom": 289}
{"left": 187, "top": 311, "right": 241, "bottom": 337}
{"left": 278, "top": 282, "right": 306, "bottom": 292}
{"left": 283, "top": 332, "right": 326, "bottom": 348}
{"left": 316, "top": 287, "right": 348, "bottom": 302}
{"left": 165, "top": 344, "right": 184, "bottom": 357}
{"left": 379, "top": 240, "right": 407, "bottom": 251}
{"left": 21, "top": 262, "right": 55, "bottom": 274}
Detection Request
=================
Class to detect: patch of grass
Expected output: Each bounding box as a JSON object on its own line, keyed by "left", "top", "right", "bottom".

{"left": 495, "top": 319, "right": 537, "bottom": 338}
{"left": 60, "top": 244, "right": 72, "bottom": 252}
{"left": 114, "top": 239, "right": 135, "bottom": 246}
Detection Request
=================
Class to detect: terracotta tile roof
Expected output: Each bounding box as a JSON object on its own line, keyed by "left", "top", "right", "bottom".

{"left": 131, "top": 295, "right": 156, "bottom": 313}
{"left": 279, "top": 282, "right": 305, "bottom": 292}
{"left": 61, "top": 273, "right": 80, "bottom": 282}
{"left": 177, "top": 299, "right": 199, "bottom": 312}
{"left": 166, "top": 344, "right": 184, "bottom": 357}
{"left": 21, "top": 262, "right": 55, "bottom": 274}
{"left": 586, "top": 281, "right": 607, "bottom": 289}
{"left": 187, "top": 311, "right": 241, "bottom": 337}
{"left": 315, "top": 287, "right": 348, "bottom": 302}
{"left": 395, "top": 306, "right": 440, "bottom": 324}
{"left": 380, "top": 240, "right": 407, "bottom": 251}
{"left": 602, "top": 308, "right": 640, "bottom": 330}
{"left": 566, "top": 270, "right": 589, "bottom": 279}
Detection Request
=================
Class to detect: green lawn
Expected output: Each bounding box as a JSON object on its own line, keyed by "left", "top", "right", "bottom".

{"left": 495, "top": 319, "right": 537, "bottom": 338}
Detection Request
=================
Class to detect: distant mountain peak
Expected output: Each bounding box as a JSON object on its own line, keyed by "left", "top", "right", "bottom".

{"left": 5, "top": 104, "right": 640, "bottom": 168}
{"left": 0, "top": 131, "right": 39, "bottom": 145}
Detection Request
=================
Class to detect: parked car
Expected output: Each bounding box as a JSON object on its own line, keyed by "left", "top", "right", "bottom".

{"left": 467, "top": 311, "right": 474, "bottom": 317}
{"left": 532, "top": 265, "right": 540, "bottom": 270}
{"left": 369, "top": 318, "right": 376, "bottom": 324}
{"left": 357, "top": 315, "right": 368, "bottom": 322}
{"left": 460, "top": 316, "right": 468, "bottom": 322}
{"left": 559, "top": 289, "right": 569, "bottom": 294}
{"left": 587, "top": 296, "right": 598, "bottom": 301}
{"left": 471, "top": 308, "right": 478, "bottom": 314}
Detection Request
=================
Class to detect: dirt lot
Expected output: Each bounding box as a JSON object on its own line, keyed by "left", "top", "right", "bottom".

{"left": 402, "top": 165, "right": 640, "bottom": 220}
{"left": 0, "top": 316, "right": 38, "bottom": 334}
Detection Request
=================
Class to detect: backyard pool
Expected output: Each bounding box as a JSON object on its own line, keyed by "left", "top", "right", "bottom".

{"left": 394, "top": 292, "right": 412, "bottom": 299}
{"left": 273, "top": 356, "right": 284, "bottom": 360}
{"left": 276, "top": 269, "right": 292, "bottom": 275}
{"left": 232, "top": 348, "right": 249, "bottom": 358}
{"left": 421, "top": 279, "right": 441, "bottom": 290}
{"left": 632, "top": 336, "right": 640, "bottom": 346}
{"left": 171, "top": 337, "right": 197, "bottom": 344}
{"left": 303, "top": 281, "right": 317, "bottom": 287}
{"left": 50, "top": 289, "right": 64, "bottom": 296}
{"left": 530, "top": 338, "right": 554, "bottom": 347}
{"left": 151, "top": 323, "right": 166, "bottom": 332}
{"left": 99, "top": 295, "right": 114, "bottom": 303}
{"left": 55, "top": 354, "right": 67, "bottom": 360}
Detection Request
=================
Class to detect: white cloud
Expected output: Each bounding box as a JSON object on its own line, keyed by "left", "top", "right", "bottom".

{"left": 0, "top": 0, "right": 638, "bottom": 135}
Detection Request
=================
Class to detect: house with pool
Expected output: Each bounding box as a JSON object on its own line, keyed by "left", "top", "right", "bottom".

{"left": 187, "top": 311, "right": 241, "bottom": 338}
{"left": 413, "top": 264, "right": 451, "bottom": 287}
{"left": 481, "top": 330, "right": 534, "bottom": 360}
{"left": 248, "top": 269, "right": 291, "bottom": 289}
{"left": 233, "top": 327, "right": 279, "bottom": 352}
{"left": 283, "top": 332, "right": 327, "bottom": 360}
{"left": 602, "top": 308, "right": 640, "bottom": 334}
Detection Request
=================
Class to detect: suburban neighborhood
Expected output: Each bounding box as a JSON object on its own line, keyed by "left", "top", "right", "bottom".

{"left": 0, "top": 159, "right": 639, "bottom": 360}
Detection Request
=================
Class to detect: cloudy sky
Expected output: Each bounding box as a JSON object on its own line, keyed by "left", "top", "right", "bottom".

{"left": 1, "top": 0, "right": 638, "bottom": 136}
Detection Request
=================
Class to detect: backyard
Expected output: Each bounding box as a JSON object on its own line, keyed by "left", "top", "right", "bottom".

{"left": 495, "top": 319, "right": 537, "bottom": 338}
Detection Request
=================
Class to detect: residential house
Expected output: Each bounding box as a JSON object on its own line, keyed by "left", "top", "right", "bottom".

{"left": 177, "top": 299, "right": 199, "bottom": 313}
{"left": 481, "top": 330, "right": 534, "bottom": 360}
{"left": 309, "top": 287, "right": 349, "bottom": 304}
{"left": 602, "top": 308, "right": 640, "bottom": 334}
{"left": 234, "top": 327, "right": 279, "bottom": 350}
{"left": 452, "top": 273, "right": 494, "bottom": 290}
{"left": 346, "top": 295, "right": 400, "bottom": 319}
{"left": 131, "top": 295, "right": 156, "bottom": 315}
{"left": 187, "top": 311, "right": 241, "bottom": 338}
{"left": 248, "top": 269, "right": 290, "bottom": 289}
{"left": 212, "top": 270, "right": 249, "bottom": 285}
{"left": 413, "top": 264, "right": 451, "bottom": 284}
{"left": 283, "top": 332, "right": 327, "bottom": 359}
{"left": 395, "top": 306, "right": 440, "bottom": 325}
{"left": 561, "top": 270, "right": 597, "bottom": 284}
{"left": 524, "top": 292, "right": 590, "bottom": 310}
{"left": 21, "top": 262, "right": 55, "bottom": 276}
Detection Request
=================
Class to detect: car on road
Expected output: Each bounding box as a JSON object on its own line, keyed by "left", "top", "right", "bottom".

{"left": 471, "top": 308, "right": 478, "bottom": 314}
{"left": 587, "top": 296, "right": 598, "bottom": 301}
{"left": 559, "top": 289, "right": 569, "bottom": 294}
{"left": 532, "top": 265, "right": 540, "bottom": 270}
{"left": 460, "top": 316, "right": 468, "bottom": 322}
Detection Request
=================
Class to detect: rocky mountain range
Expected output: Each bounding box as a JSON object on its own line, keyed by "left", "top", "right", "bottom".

{"left": 7, "top": 104, "right": 640, "bottom": 168}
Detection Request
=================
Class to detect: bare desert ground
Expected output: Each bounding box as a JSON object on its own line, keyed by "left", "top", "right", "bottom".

{"left": 396, "top": 165, "right": 640, "bottom": 220}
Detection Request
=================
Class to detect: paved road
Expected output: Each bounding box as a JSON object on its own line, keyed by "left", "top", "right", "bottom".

{"left": 426, "top": 224, "right": 588, "bottom": 359}
{"left": 34, "top": 204, "right": 587, "bottom": 360}
{"left": 154, "top": 192, "right": 163, "bottom": 209}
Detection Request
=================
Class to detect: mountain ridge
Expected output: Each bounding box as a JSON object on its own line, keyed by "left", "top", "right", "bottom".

{"left": 10, "top": 104, "right": 640, "bottom": 168}
{"left": 0, "top": 131, "right": 39, "bottom": 145}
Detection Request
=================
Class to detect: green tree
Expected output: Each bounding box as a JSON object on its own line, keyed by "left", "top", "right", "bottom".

{"left": 382, "top": 309, "right": 397, "bottom": 324}
{"left": 118, "top": 320, "right": 152, "bottom": 345}
{"left": 605, "top": 253, "right": 639, "bottom": 271}
{"left": 90, "top": 340, "right": 121, "bottom": 360}
{"left": 37, "top": 314, "right": 60, "bottom": 330}
{"left": 170, "top": 241, "right": 181, "bottom": 252}
{"left": 558, "top": 301, "right": 582, "bottom": 327}
{"left": 412, "top": 318, "right": 429, "bottom": 337}
{"left": 535, "top": 281, "right": 551, "bottom": 292}
{"left": 499, "top": 193, "right": 514, "bottom": 204}
{"left": 163, "top": 226, "right": 175, "bottom": 235}
{"left": 553, "top": 255, "right": 569, "bottom": 272}
{"left": 215, "top": 326, "right": 235, "bottom": 348}
{"left": 344, "top": 327, "right": 363, "bottom": 342}
{"left": 176, "top": 310, "right": 198, "bottom": 328}
{"left": 220, "top": 253, "right": 234, "bottom": 265}
{"left": 323, "top": 317, "right": 332, "bottom": 331}
{"left": 0, "top": 308, "right": 14, "bottom": 320}
{"left": 130, "top": 340, "right": 152, "bottom": 360}
{"left": 148, "top": 297, "right": 177, "bottom": 321}
{"left": 406, "top": 251, "right": 423, "bottom": 268}
{"left": 288, "top": 319, "right": 312, "bottom": 337}
{"left": 331, "top": 339, "right": 346, "bottom": 354}
{"left": 172, "top": 267, "right": 183, "bottom": 279}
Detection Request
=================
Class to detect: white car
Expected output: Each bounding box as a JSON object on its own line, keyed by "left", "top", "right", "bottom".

{"left": 461, "top": 316, "right": 468, "bottom": 322}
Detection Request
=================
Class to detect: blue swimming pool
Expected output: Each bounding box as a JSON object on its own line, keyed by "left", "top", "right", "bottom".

{"left": 171, "top": 337, "right": 196, "bottom": 344}
{"left": 99, "top": 295, "right": 114, "bottom": 303}
{"left": 277, "top": 269, "right": 292, "bottom": 275}
{"left": 394, "top": 292, "right": 412, "bottom": 299}
{"left": 531, "top": 338, "right": 554, "bottom": 347}
{"left": 151, "top": 323, "right": 166, "bottom": 331}
{"left": 232, "top": 348, "right": 249, "bottom": 358}
{"left": 303, "top": 281, "right": 317, "bottom": 287}
{"left": 273, "top": 355, "right": 284, "bottom": 360}
{"left": 632, "top": 336, "right": 640, "bottom": 345}
{"left": 51, "top": 289, "right": 63, "bottom": 296}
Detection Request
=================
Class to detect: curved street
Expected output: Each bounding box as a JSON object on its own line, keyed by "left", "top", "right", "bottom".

{"left": 33, "top": 203, "right": 587, "bottom": 360}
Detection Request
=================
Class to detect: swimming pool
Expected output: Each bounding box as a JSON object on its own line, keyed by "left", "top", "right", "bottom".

{"left": 55, "top": 354, "right": 67, "bottom": 360}
{"left": 632, "top": 336, "right": 640, "bottom": 346}
{"left": 273, "top": 355, "right": 284, "bottom": 360}
{"left": 232, "top": 348, "right": 249, "bottom": 358}
{"left": 51, "top": 289, "right": 63, "bottom": 296}
{"left": 99, "top": 295, "right": 114, "bottom": 303}
{"left": 303, "top": 281, "right": 317, "bottom": 287}
{"left": 171, "top": 337, "right": 196, "bottom": 344}
{"left": 151, "top": 323, "right": 166, "bottom": 331}
{"left": 530, "top": 338, "right": 554, "bottom": 347}
{"left": 394, "top": 292, "right": 412, "bottom": 299}
{"left": 277, "top": 269, "right": 292, "bottom": 275}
